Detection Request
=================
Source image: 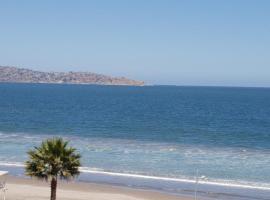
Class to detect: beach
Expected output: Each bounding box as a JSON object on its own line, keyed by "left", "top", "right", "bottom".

{"left": 2, "top": 165, "right": 270, "bottom": 200}
{"left": 4, "top": 175, "right": 191, "bottom": 200}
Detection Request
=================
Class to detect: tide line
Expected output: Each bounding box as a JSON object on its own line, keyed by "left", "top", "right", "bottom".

{"left": 1, "top": 162, "right": 270, "bottom": 191}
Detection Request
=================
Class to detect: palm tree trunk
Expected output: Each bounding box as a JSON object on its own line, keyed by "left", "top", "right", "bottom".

{"left": 50, "top": 178, "right": 57, "bottom": 200}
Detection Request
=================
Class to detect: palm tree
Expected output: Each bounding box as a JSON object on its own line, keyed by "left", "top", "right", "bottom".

{"left": 25, "top": 138, "right": 81, "bottom": 200}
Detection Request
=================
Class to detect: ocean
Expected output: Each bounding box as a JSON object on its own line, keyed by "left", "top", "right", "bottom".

{"left": 0, "top": 83, "right": 270, "bottom": 199}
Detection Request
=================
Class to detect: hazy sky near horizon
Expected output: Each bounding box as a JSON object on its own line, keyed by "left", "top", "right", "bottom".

{"left": 0, "top": 0, "right": 269, "bottom": 86}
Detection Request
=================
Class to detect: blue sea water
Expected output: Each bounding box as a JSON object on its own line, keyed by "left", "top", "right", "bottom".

{"left": 0, "top": 83, "right": 270, "bottom": 199}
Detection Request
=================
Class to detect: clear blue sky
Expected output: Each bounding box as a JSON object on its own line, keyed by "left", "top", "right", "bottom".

{"left": 0, "top": 0, "right": 269, "bottom": 86}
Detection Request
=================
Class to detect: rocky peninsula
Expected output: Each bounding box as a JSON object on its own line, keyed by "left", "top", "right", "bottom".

{"left": 0, "top": 66, "right": 144, "bottom": 86}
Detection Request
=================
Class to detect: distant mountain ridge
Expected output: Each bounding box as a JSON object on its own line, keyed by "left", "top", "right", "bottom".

{"left": 0, "top": 66, "right": 144, "bottom": 86}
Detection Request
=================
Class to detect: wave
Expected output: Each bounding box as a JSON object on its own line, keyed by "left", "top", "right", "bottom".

{"left": 1, "top": 161, "right": 270, "bottom": 192}
{"left": 80, "top": 168, "right": 270, "bottom": 191}
{"left": 0, "top": 162, "right": 25, "bottom": 167}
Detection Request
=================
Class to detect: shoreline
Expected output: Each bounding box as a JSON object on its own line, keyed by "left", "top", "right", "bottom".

{"left": 4, "top": 175, "right": 191, "bottom": 200}
{"left": 1, "top": 162, "right": 270, "bottom": 191}
{"left": 1, "top": 164, "right": 270, "bottom": 200}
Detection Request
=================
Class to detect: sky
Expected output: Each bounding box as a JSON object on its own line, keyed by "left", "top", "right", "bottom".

{"left": 0, "top": 0, "right": 269, "bottom": 87}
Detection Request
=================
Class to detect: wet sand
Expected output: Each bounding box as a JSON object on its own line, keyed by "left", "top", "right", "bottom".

{"left": 3, "top": 175, "right": 193, "bottom": 200}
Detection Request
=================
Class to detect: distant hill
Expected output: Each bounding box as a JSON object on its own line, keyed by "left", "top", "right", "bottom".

{"left": 0, "top": 66, "right": 144, "bottom": 86}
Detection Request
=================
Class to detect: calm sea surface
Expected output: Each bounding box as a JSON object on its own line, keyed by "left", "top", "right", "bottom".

{"left": 0, "top": 83, "right": 270, "bottom": 190}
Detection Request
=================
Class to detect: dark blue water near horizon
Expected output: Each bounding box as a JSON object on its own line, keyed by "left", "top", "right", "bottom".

{"left": 1, "top": 83, "right": 270, "bottom": 148}
{"left": 0, "top": 83, "right": 270, "bottom": 194}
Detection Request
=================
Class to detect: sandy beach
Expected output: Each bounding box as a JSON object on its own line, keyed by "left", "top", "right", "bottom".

{"left": 3, "top": 176, "right": 192, "bottom": 200}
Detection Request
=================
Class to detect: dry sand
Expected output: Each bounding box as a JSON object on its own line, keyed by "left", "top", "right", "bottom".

{"left": 3, "top": 176, "right": 193, "bottom": 200}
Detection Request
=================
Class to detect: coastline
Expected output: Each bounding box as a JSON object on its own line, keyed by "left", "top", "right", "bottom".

{"left": 4, "top": 175, "right": 191, "bottom": 200}
{"left": 0, "top": 66, "right": 145, "bottom": 86}
{"left": 1, "top": 164, "right": 270, "bottom": 200}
